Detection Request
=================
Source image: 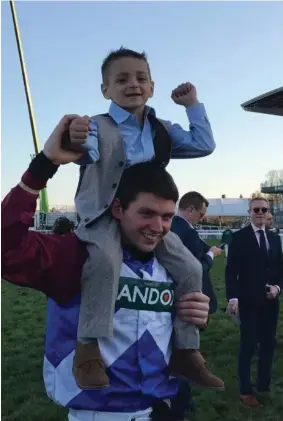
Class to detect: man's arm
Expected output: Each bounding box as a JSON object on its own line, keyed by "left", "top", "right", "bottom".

{"left": 2, "top": 117, "right": 87, "bottom": 303}
{"left": 172, "top": 223, "right": 213, "bottom": 273}
{"left": 185, "top": 229, "right": 214, "bottom": 273}
{"left": 225, "top": 234, "right": 240, "bottom": 300}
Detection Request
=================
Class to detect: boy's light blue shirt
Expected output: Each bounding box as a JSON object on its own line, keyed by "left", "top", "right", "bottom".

{"left": 76, "top": 102, "right": 216, "bottom": 167}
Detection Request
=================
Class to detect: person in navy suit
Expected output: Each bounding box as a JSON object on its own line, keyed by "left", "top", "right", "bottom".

{"left": 170, "top": 191, "right": 222, "bottom": 420}
{"left": 226, "top": 197, "right": 283, "bottom": 407}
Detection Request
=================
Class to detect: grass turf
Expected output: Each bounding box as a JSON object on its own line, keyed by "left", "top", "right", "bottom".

{"left": 1, "top": 247, "right": 283, "bottom": 421}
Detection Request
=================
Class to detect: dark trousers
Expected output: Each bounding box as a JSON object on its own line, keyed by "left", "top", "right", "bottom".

{"left": 170, "top": 381, "right": 194, "bottom": 420}
{"left": 238, "top": 299, "right": 279, "bottom": 395}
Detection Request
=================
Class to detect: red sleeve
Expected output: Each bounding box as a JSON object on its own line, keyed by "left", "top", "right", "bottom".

{"left": 1, "top": 170, "right": 88, "bottom": 303}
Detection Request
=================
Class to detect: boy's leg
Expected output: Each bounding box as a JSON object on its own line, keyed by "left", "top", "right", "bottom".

{"left": 74, "top": 215, "right": 123, "bottom": 389}
{"left": 155, "top": 231, "right": 202, "bottom": 348}
{"left": 155, "top": 231, "right": 224, "bottom": 390}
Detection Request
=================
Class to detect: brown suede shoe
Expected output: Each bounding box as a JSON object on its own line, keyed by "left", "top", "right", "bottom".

{"left": 73, "top": 341, "right": 110, "bottom": 389}
{"left": 169, "top": 349, "right": 225, "bottom": 390}
{"left": 240, "top": 394, "right": 262, "bottom": 407}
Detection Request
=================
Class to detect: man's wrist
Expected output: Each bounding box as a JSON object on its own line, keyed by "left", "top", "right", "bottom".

{"left": 274, "top": 285, "right": 281, "bottom": 294}
{"left": 207, "top": 251, "right": 214, "bottom": 260}
{"left": 28, "top": 151, "right": 59, "bottom": 180}
{"left": 20, "top": 152, "right": 59, "bottom": 192}
{"left": 19, "top": 181, "right": 40, "bottom": 195}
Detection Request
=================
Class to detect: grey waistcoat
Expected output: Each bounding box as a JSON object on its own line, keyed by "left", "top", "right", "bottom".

{"left": 75, "top": 113, "right": 171, "bottom": 226}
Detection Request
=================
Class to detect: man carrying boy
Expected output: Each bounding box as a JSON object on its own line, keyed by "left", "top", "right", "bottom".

{"left": 64, "top": 47, "right": 223, "bottom": 391}
{"left": 2, "top": 115, "right": 211, "bottom": 420}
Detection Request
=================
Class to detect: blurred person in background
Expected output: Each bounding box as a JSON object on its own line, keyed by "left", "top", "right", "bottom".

{"left": 265, "top": 212, "right": 274, "bottom": 231}
{"left": 52, "top": 217, "right": 75, "bottom": 235}
{"left": 170, "top": 191, "right": 222, "bottom": 420}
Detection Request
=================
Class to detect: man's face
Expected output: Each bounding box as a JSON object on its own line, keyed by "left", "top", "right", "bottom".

{"left": 249, "top": 199, "right": 269, "bottom": 227}
{"left": 112, "top": 193, "right": 175, "bottom": 252}
{"left": 265, "top": 212, "right": 274, "bottom": 229}
{"left": 187, "top": 202, "right": 207, "bottom": 225}
{"left": 101, "top": 57, "right": 154, "bottom": 113}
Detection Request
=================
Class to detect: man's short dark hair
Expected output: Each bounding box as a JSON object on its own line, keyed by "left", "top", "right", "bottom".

{"left": 101, "top": 47, "right": 151, "bottom": 82}
{"left": 178, "top": 191, "right": 209, "bottom": 211}
{"left": 115, "top": 162, "right": 179, "bottom": 210}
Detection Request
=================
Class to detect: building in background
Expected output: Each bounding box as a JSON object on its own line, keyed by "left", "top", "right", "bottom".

{"left": 202, "top": 197, "right": 249, "bottom": 228}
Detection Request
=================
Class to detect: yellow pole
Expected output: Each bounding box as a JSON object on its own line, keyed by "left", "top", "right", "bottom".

{"left": 10, "top": 1, "right": 50, "bottom": 224}
{"left": 9, "top": 0, "right": 40, "bottom": 154}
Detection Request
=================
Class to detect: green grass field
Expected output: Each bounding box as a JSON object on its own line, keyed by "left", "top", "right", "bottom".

{"left": 2, "top": 247, "right": 283, "bottom": 421}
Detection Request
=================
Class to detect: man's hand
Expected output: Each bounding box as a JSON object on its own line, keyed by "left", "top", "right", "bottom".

{"left": 266, "top": 285, "right": 280, "bottom": 300}
{"left": 226, "top": 299, "right": 238, "bottom": 316}
{"left": 175, "top": 292, "right": 209, "bottom": 327}
{"left": 43, "top": 114, "right": 85, "bottom": 165}
{"left": 209, "top": 246, "right": 222, "bottom": 257}
{"left": 171, "top": 83, "right": 198, "bottom": 107}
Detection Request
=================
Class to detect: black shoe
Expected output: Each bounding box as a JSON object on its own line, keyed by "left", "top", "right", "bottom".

{"left": 255, "top": 390, "right": 272, "bottom": 405}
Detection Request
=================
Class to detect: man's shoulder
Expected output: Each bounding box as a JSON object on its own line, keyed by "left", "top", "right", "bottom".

{"left": 231, "top": 226, "right": 250, "bottom": 241}
{"left": 172, "top": 215, "right": 192, "bottom": 231}
{"left": 171, "top": 217, "right": 197, "bottom": 246}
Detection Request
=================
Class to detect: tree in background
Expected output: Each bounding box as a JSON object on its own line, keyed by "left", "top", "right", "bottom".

{"left": 264, "top": 170, "right": 283, "bottom": 187}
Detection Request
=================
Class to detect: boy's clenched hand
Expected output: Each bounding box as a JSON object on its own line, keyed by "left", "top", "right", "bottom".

{"left": 171, "top": 83, "right": 198, "bottom": 107}
{"left": 69, "top": 115, "right": 91, "bottom": 146}
{"left": 43, "top": 114, "right": 85, "bottom": 165}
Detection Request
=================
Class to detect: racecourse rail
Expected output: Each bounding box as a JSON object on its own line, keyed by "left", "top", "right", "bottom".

{"left": 37, "top": 228, "right": 283, "bottom": 247}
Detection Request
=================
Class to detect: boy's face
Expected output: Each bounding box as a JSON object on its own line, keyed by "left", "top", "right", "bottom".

{"left": 112, "top": 192, "right": 175, "bottom": 253}
{"left": 101, "top": 57, "right": 154, "bottom": 112}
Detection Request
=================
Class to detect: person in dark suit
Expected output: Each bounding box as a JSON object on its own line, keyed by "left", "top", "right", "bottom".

{"left": 170, "top": 191, "right": 222, "bottom": 420}
{"left": 171, "top": 191, "right": 222, "bottom": 313}
{"left": 265, "top": 212, "right": 274, "bottom": 230}
{"left": 226, "top": 197, "right": 283, "bottom": 408}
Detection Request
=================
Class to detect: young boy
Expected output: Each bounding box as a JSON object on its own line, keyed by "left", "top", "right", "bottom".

{"left": 65, "top": 47, "right": 223, "bottom": 391}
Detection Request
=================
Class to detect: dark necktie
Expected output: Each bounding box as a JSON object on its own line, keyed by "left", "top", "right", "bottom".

{"left": 258, "top": 229, "right": 268, "bottom": 256}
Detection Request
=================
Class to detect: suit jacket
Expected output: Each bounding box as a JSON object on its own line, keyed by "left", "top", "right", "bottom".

{"left": 171, "top": 215, "right": 217, "bottom": 313}
{"left": 225, "top": 224, "right": 283, "bottom": 307}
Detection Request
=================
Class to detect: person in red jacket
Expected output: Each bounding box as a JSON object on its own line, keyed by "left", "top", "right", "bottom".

{"left": 2, "top": 115, "right": 210, "bottom": 421}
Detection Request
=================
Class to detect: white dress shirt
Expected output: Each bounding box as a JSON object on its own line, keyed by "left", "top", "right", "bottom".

{"left": 251, "top": 222, "right": 270, "bottom": 250}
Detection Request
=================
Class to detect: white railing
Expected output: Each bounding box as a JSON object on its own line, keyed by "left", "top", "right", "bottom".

{"left": 199, "top": 231, "right": 283, "bottom": 249}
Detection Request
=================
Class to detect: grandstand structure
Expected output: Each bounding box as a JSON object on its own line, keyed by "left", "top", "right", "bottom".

{"left": 242, "top": 88, "right": 283, "bottom": 227}
{"left": 241, "top": 87, "right": 283, "bottom": 117}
